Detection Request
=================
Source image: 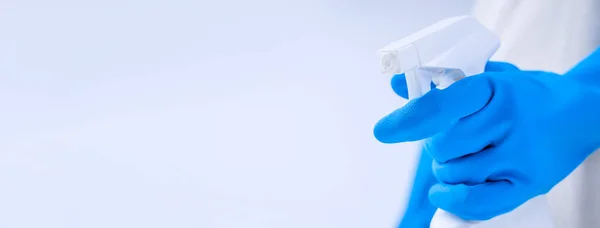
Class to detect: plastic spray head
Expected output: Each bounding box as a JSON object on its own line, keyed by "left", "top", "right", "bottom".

{"left": 377, "top": 15, "right": 500, "bottom": 100}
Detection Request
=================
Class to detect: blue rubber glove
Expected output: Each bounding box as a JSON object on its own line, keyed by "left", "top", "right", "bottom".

{"left": 391, "top": 62, "right": 522, "bottom": 227}
{"left": 375, "top": 57, "right": 600, "bottom": 221}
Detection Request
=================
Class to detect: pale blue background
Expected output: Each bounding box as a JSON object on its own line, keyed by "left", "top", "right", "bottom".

{"left": 1, "top": 0, "right": 472, "bottom": 227}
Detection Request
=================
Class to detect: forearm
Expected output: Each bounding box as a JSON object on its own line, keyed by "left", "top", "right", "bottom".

{"left": 565, "top": 47, "right": 600, "bottom": 87}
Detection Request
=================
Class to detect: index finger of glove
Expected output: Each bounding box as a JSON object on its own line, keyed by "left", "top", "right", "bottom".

{"left": 374, "top": 75, "right": 494, "bottom": 143}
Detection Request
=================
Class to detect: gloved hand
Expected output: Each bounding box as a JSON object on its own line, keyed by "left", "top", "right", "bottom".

{"left": 390, "top": 62, "right": 523, "bottom": 227}
{"left": 375, "top": 61, "right": 600, "bottom": 222}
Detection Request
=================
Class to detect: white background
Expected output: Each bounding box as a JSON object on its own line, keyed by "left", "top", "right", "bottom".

{"left": 1, "top": 0, "right": 472, "bottom": 227}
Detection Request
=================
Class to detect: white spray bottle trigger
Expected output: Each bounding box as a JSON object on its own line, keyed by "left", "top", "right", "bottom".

{"left": 377, "top": 15, "right": 555, "bottom": 228}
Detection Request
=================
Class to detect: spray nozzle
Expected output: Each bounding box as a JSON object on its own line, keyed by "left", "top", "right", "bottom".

{"left": 377, "top": 15, "right": 500, "bottom": 99}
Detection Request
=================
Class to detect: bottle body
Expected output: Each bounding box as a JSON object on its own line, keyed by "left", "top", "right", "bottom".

{"left": 430, "top": 196, "right": 554, "bottom": 228}
{"left": 471, "top": 196, "right": 554, "bottom": 228}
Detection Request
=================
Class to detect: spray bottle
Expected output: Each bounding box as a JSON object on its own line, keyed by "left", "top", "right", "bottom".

{"left": 376, "top": 15, "right": 555, "bottom": 228}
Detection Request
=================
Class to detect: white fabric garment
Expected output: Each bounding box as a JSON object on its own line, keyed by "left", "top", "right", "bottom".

{"left": 472, "top": 1, "right": 600, "bottom": 227}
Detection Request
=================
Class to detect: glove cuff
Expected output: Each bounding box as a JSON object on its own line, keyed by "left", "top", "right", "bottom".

{"left": 564, "top": 47, "right": 600, "bottom": 88}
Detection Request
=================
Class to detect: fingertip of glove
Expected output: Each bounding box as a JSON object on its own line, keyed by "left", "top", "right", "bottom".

{"left": 428, "top": 183, "right": 469, "bottom": 213}
{"left": 373, "top": 118, "right": 400, "bottom": 144}
{"left": 391, "top": 74, "right": 409, "bottom": 99}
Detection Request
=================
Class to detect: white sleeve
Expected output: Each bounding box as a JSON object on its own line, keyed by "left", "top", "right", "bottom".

{"left": 471, "top": 0, "right": 600, "bottom": 74}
